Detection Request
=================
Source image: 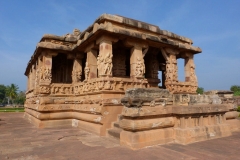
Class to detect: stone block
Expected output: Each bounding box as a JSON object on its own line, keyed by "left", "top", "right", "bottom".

{"left": 120, "top": 128, "right": 174, "bottom": 149}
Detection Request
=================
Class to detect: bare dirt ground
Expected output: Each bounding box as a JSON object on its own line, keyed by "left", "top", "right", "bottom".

{"left": 0, "top": 113, "right": 240, "bottom": 160}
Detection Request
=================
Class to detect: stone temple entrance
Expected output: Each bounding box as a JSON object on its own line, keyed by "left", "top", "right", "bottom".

{"left": 24, "top": 14, "right": 239, "bottom": 149}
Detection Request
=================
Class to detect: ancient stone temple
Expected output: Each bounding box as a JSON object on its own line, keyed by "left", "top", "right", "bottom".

{"left": 24, "top": 14, "right": 239, "bottom": 149}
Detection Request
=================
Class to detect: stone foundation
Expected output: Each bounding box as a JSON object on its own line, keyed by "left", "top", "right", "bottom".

{"left": 119, "top": 88, "right": 236, "bottom": 149}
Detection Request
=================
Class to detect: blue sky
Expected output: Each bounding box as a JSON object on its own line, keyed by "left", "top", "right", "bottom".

{"left": 0, "top": 0, "right": 239, "bottom": 91}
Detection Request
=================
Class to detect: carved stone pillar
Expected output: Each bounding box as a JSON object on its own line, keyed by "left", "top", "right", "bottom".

{"left": 39, "top": 51, "right": 57, "bottom": 94}
{"left": 112, "top": 49, "right": 126, "bottom": 77}
{"left": 145, "top": 51, "right": 159, "bottom": 79}
{"left": 72, "top": 53, "right": 83, "bottom": 83}
{"left": 28, "top": 70, "right": 32, "bottom": 91}
{"left": 184, "top": 53, "right": 198, "bottom": 90}
{"left": 86, "top": 49, "right": 97, "bottom": 79}
{"left": 96, "top": 36, "right": 117, "bottom": 77}
{"left": 124, "top": 40, "right": 148, "bottom": 79}
{"left": 161, "top": 48, "right": 178, "bottom": 83}
{"left": 131, "top": 45, "right": 144, "bottom": 78}
{"left": 31, "top": 65, "right": 36, "bottom": 90}
{"left": 33, "top": 62, "right": 39, "bottom": 94}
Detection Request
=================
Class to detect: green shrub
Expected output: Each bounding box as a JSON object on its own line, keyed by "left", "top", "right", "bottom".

{"left": 234, "top": 91, "right": 240, "bottom": 96}
{"left": 237, "top": 106, "right": 240, "bottom": 112}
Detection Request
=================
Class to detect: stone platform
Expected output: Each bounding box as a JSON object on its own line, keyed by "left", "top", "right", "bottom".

{"left": 1, "top": 113, "right": 240, "bottom": 159}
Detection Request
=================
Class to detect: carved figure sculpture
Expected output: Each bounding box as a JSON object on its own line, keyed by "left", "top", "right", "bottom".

{"left": 84, "top": 62, "right": 90, "bottom": 81}
{"left": 72, "top": 59, "right": 82, "bottom": 83}
{"left": 104, "top": 52, "right": 113, "bottom": 75}
{"left": 40, "top": 86, "right": 50, "bottom": 94}
{"left": 104, "top": 81, "right": 112, "bottom": 90}
{"left": 73, "top": 29, "right": 81, "bottom": 36}
{"left": 40, "top": 67, "right": 52, "bottom": 81}
{"left": 97, "top": 54, "right": 104, "bottom": 75}
{"left": 135, "top": 56, "right": 145, "bottom": 77}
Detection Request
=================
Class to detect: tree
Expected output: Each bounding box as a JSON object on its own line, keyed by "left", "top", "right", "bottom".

{"left": 14, "top": 91, "right": 26, "bottom": 105}
{"left": 0, "top": 84, "right": 6, "bottom": 103}
{"left": 197, "top": 87, "right": 204, "bottom": 94}
{"left": 230, "top": 85, "right": 240, "bottom": 96}
{"left": 5, "top": 84, "right": 19, "bottom": 104}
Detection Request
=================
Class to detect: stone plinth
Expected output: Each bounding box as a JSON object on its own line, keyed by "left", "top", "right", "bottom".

{"left": 119, "top": 88, "right": 233, "bottom": 149}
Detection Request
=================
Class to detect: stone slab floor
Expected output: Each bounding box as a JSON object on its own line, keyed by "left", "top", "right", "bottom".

{"left": 0, "top": 113, "right": 240, "bottom": 160}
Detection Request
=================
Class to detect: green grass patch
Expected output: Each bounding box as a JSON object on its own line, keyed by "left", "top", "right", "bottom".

{"left": 0, "top": 108, "right": 24, "bottom": 112}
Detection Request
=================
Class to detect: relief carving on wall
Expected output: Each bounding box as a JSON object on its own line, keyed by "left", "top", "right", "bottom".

{"left": 97, "top": 52, "right": 113, "bottom": 76}
{"left": 84, "top": 62, "right": 90, "bottom": 81}
{"left": 70, "top": 78, "right": 148, "bottom": 95}
{"left": 72, "top": 60, "right": 82, "bottom": 83}
{"left": 135, "top": 56, "right": 145, "bottom": 77}
{"left": 39, "top": 86, "right": 50, "bottom": 94}
{"left": 104, "top": 52, "right": 113, "bottom": 75}
{"left": 165, "top": 55, "right": 178, "bottom": 84}
{"left": 51, "top": 84, "right": 73, "bottom": 95}
{"left": 40, "top": 67, "right": 52, "bottom": 82}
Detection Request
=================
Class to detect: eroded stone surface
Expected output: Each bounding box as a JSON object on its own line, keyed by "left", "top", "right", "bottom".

{"left": 119, "top": 88, "right": 239, "bottom": 149}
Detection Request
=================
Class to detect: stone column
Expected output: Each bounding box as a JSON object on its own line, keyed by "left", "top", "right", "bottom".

{"left": 130, "top": 45, "right": 145, "bottom": 78}
{"left": 184, "top": 53, "right": 193, "bottom": 82}
{"left": 124, "top": 40, "right": 148, "bottom": 79}
{"left": 184, "top": 57, "right": 190, "bottom": 82}
{"left": 183, "top": 53, "right": 198, "bottom": 84}
{"left": 39, "top": 51, "right": 57, "bottom": 94}
{"left": 72, "top": 53, "right": 83, "bottom": 83}
{"left": 96, "top": 36, "right": 117, "bottom": 77}
{"left": 28, "top": 70, "right": 32, "bottom": 91}
{"left": 184, "top": 53, "right": 198, "bottom": 93}
{"left": 161, "top": 48, "right": 178, "bottom": 83}
{"left": 26, "top": 75, "right": 29, "bottom": 91}
{"left": 31, "top": 65, "right": 36, "bottom": 90}
{"left": 86, "top": 49, "right": 97, "bottom": 79}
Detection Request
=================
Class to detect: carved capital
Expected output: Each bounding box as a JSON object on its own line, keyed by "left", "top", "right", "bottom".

{"left": 96, "top": 35, "right": 118, "bottom": 45}
{"left": 84, "top": 43, "right": 95, "bottom": 53}
{"left": 164, "top": 48, "right": 179, "bottom": 55}
{"left": 124, "top": 39, "right": 148, "bottom": 49}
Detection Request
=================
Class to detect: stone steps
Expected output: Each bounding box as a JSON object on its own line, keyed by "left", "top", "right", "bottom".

{"left": 108, "top": 127, "right": 122, "bottom": 139}
{"left": 107, "top": 115, "right": 123, "bottom": 140}
{"left": 113, "top": 122, "right": 120, "bottom": 128}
